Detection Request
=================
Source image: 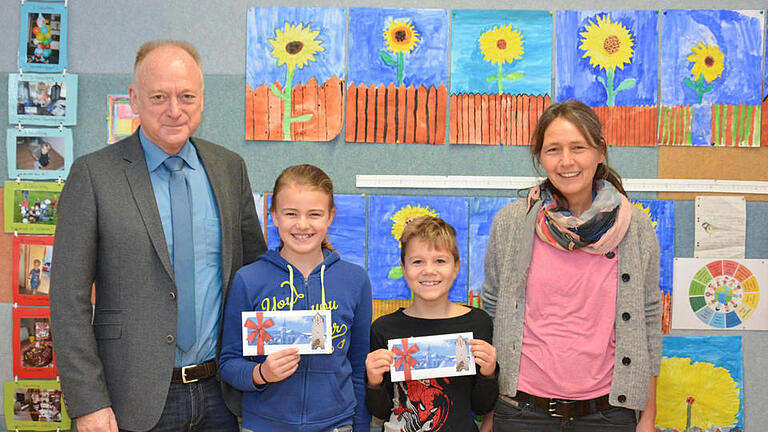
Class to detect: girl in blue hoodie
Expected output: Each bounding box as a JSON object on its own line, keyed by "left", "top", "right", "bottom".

{"left": 220, "top": 164, "right": 372, "bottom": 432}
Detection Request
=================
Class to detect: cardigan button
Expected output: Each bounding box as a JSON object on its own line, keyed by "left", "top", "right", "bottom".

{"left": 621, "top": 273, "right": 630, "bottom": 282}
{"left": 605, "top": 251, "right": 615, "bottom": 259}
{"left": 166, "top": 335, "right": 175, "bottom": 344}
{"left": 618, "top": 395, "right": 627, "bottom": 403}
{"left": 169, "top": 292, "right": 176, "bottom": 301}
{"left": 622, "top": 357, "right": 631, "bottom": 366}
{"left": 622, "top": 312, "right": 631, "bottom": 321}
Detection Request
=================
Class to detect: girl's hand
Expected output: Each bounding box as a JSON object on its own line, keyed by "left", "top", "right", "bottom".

{"left": 469, "top": 339, "right": 497, "bottom": 377}
{"left": 253, "top": 348, "right": 300, "bottom": 385}
{"left": 365, "top": 348, "right": 394, "bottom": 387}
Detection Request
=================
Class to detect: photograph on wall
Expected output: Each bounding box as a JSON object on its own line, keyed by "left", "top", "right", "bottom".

{"left": 265, "top": 193, "right": 366, "bottom": 268}
{"left": 368, "top": 195, "right": 469, "bottom": 302}
{"left": 107, "top": 94, "right": 140, "bottom": 144}
{"left": 659, "top": 10, "right": 764, "bottom": 146}
{"left": 347, "top": 8, "right": 449, "bottom": 144}
{"left": 242, "top": 309, "right": 333, "bottom": 355}
{"left": 12, "top": 235, "right": 54, "bottom": 306}
{"left": 12, "top": 307, "right": 57, "bottom": 379}
{"left": 672, "top": 258, "right": 768, "bottom": 330}
{"left": 556, "top": 10, "right": 659, "bottom": 146}
{"left": 632, "top": 200, "right": 675, "bottom": 333}
{"left": 3, "top": 181, "right": 62, "bottom": 235}
{"left": 17, "top": 1, "right": 68, "bottom": 73}
{"left": 468, "top": 197, "right": 516, "bottom": 307}
{"left": 450, "top": 10, "right": 552, "bottom": 145}
{"left": 7, "top": 127, "right": 72, "bottom": 180}
{"left": 8, "top": 73, "right": 78, "bottom": 126}
{"left": 388, "top": 332, "right": 476, "bottom": 382}
{"left": 3, "top": 380, "right": 70, "bottom": 431}
{"left": 246, "top": 7, "right": 346, "bottom": 142}
{"left": 657, "top": 336, "right": 743, "bottom": 432}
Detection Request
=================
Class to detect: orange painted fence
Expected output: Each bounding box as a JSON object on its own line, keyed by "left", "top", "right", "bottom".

{"left": 345, "top": 83, "right": 447, "bottom": 144}
{"left": 449, "top": 94, "right": 550, "bottom": 145}
{"left": 245, "top": 76, "right": 344, "bottom": 141}
{"left": 592, "top": 105, "right": 657, "bottom": 146}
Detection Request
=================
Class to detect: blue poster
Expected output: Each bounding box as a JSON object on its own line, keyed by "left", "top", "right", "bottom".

{"left": 468, "top": 197, "right": 516, "bottom": 307}
{"left": 265, "top": 194, "right": 366, "bottom": 269}
{"left": 368, "top": 196, "right": 469, "bottom": 301}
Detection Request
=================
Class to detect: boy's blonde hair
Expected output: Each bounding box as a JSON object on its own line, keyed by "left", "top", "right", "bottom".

{"left": 271, "top": 164, "right": 335, "bottom": 251}
{"left": 399, "top": 216, "right": 459, "bottom": 263}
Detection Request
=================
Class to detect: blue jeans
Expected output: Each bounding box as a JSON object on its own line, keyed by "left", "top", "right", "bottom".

{"left": 493, "top": 395, "right": 637, "bottom": 432}
{"left": 242, "top": 426, "right": 352, "bottom": 432}
{"left": 123, "top": 376, "right": 238, "bottom": 432}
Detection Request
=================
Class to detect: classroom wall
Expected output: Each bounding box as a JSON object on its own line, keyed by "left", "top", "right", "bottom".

{"left": 1, "top": 1, "right": 767, "bottom": 431}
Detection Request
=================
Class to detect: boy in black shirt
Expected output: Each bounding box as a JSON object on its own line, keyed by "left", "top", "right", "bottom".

{"left": 365, "top": 216, "right": 498, "bottom": 431}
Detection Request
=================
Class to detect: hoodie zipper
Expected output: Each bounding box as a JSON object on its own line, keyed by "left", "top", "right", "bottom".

{"left": 300, "top": 273, "right": 310, "bottom": 427}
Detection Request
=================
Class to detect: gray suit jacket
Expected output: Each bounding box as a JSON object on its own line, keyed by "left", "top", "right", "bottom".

{"left": 49, "top": 132, "right": 266, "bottom": 431}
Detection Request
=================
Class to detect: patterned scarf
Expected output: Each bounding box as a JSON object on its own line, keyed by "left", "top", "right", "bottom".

{"left": 531, "top": 180, "right": 631, "bottom": 255}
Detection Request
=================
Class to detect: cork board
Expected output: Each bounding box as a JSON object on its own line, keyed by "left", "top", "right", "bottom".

{"left": 658, "top": 147, "right": 768, "bottom": 201}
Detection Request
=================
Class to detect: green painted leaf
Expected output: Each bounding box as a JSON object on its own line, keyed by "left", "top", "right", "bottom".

{"left": 597, "top": 75, "right": 608, "bottom": 90}
{"left": 703, "top": 84, "right": 714, "bottom": 93}
{"left": 379, "top": 50, "right": 396, "bottom": 66}
{"left": 388, "top": 266, "right": 403, "bottom": 279}
{"left": 683, "top": 77, "right": 696, "bottom": 91}
{"left": 503, "top": 72, "right": 524, "bottom": 81}
{"left": 486, "top": 75, "right": 498, "bottom": 84}
{"left": 615, "top": 79, "right": 636, "bottom": 92}
{"left": 269, "top": 84, "right": 286, "bottom": 100}
{"left": 292, "top": 114, "right": 313, "bottom": 123}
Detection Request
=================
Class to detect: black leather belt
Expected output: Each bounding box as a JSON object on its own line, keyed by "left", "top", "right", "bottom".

{"left": 171, "top": 360, "right": 217, "bottom": 384}
{"left": 512, "top": 390, "right": 613, "bottom": 418}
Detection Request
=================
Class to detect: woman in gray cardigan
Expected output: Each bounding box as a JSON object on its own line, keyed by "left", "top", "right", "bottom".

{"left": 482, "top": 100, "right": 661, "bottom": 432}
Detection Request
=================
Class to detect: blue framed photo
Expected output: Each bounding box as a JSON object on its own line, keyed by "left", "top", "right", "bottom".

{"left": 18, "top": 2, "right": 68, "bottom": 73}
{"left": 9, "top": 73, "right": 77, "bottom": 126}
{"left": 7, "top": 127, "right": 73, "bottom": 180}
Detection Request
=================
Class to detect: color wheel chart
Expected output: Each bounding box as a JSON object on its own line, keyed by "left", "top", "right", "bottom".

{"left": 673, "top": 258, "right": 768, "bottom": 330}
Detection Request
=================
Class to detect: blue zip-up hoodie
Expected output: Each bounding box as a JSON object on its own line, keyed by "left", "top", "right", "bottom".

{"left": 220, "top": 248, "right": 372, "bottom": 432}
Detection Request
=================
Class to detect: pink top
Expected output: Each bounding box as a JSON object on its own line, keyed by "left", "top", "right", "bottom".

{"left": 517, "top": 235, "right": 618, "bottom": 400}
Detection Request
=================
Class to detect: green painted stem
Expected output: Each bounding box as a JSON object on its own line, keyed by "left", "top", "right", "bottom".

{"left": 685, "top": 403, "right": 692, "bottom": 432}
{"left": 497, "top": 63, "right": 503, "bottom": 95}
{"left": 606, "top": 68, "right": 616, "bottom": 107}
{"left": 397, "top": 52, "right": 404, "bottom": 86}
{"left": 282, "top": 67, "right": 295, "bottom": 140}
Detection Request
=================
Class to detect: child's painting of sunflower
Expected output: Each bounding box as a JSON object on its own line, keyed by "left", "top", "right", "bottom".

{"left": 369, "top": 196, "right": 469, "bottom": 302}
{"left": 478, "top": 24, "right": 524, "bottom": 66}
{"left": 382, "top": 19, "right": 420, "bottom": 55}
{"left": 269, "top": 22, "right": 324, "bottom": 73}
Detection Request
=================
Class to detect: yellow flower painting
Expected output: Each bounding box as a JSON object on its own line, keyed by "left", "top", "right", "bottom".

{"left": 380, "top": 19, "right": 421, "bottom": 86}
{"left": 478, "top": 24, "right": 524, "bottom": 95}
{"left": 684, "top": 42, "right": 725, "bottom": 104}
{"left": 579, "top": 14, "right": 636, "bottom": 106}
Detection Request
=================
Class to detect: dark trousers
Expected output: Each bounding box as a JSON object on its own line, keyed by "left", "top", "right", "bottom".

{"left": 493, "top": 396, "right": 637, "bottom": 432}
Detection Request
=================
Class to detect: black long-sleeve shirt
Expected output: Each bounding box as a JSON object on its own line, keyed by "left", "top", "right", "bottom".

{"left": 366, "top": 307, "right": 498, "bottom": 432}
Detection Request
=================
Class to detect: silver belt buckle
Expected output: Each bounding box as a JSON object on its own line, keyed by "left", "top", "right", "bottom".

{"left": 181, "top": 364, "right": 199, "bottom": 384}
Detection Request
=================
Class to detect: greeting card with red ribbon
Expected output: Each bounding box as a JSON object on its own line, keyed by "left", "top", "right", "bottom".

{"left": 388, "top": 332, "right": 476, "bottom": 382}
{"left": 242, "top": 309, "right": 333, "bottom": 355}
{"left": 245, "top": 312, "right": 274, "bottom": 355}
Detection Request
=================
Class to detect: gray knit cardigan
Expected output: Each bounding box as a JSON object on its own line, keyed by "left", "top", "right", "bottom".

{"left": 482, "top": 198, "right": 661, "bottom": 411}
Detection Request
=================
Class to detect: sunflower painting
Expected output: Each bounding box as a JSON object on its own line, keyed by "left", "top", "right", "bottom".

{"left": 468, "top": 197, "right": 516, "bottom": 308}
{"left": 450, "top": 10, "right": 552, "bottom": 145}
{"left": 368, "top": 196, "right": 468, "bottom": 301}
{"left": 762, "top": 26, "right": 767, "bottom": 147}
{"left": 347, "top": 8, "right": 449, "bottom": 144}
{"left": 245, "top": 7, "right": 346, "bottom": 142}
{"left": 657, "top": 336, "right": 743, "bottom": 432}
{"left": 556, "top": 10, "right": 658, "bottom": 146}
{"left": 660, "top": 9, "right": 763, "bottom": 146}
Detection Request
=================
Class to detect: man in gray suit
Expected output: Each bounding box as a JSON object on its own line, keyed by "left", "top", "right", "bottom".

{"left": 50, "top": 41, "right": 266, "bottom": 431}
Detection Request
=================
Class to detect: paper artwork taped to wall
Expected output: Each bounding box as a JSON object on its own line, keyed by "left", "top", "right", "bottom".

{"left": 450, "top": 10, "right": 552, "bottom": 145}
{"left": 4, "top": 380, "right": 71, "bottom": 431}
{"left": 246, "top": 7, "right": 345, "bottom": 142}
{"left": 347, "top": 8, "right": 449, "bottom": 144}
{"left": 659, "top": 10, "right": 764, "bottom": 146}
{"left": 762, "top": 26, "right": 767, "bottom": 147}
{"left": 468, "top": 197, "right": 516, "bottom": 308}
{"left": 672, "top": 258, "right": 768, "bottom": 330}
{"left": 12, "top": 235, "right": 54, "bottom": 306}
{"left": 368, "top": 196, "right": 468, "bottom": 302}
{"left": 9, "top": 73, "right": 78, "bottom": 126}
{"left": 12, "top": 307, "right": 57, "bottom": 379}
{"left": 265, "top": 193, "right": 366, "bottom": 269}
{"left": 18, "top": 1, "right": 68, "bottom": 73}
{"left": 657, "top": 336, "right": 743, "bottom": 432}
{"left": 107, "top": 95, "right": 140, "bottom": 144}
{"left": 556, "top": 10, "right": 659, "bottom": 146}
{"left": 7, "top": 127, "right": 72, "bottom": 180}
{"left": 632, "top": 200, "right": 675, "bottom": 333}
{"left": 3, "top": 181, "right": 62, "bottom": 235}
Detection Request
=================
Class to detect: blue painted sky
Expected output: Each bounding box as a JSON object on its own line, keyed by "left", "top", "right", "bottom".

{"left": 451, "top": 10, "right": 552, "bottom": 96}
{"left": 469, "top": 197, "right": 516, "bottom": 296}
{"left": 368, "top": 196, "right": 468, "bottom": 302}
{"left": 348, "top": 8, "right": 449, "bottom": 87}
{"left": 246, "top": 7, "right": 345, "bottom": 88}
{"left": 556, "top": 10, "right": 658, "bottom": 107}
{"left": 633, "top": 200, "right": 674, "bottom": 295}
{"left": 662, "top": 335, "right": 743, "bottom": 426}
{"left": 660, "top": 9, "right": 765, "bottom": 106}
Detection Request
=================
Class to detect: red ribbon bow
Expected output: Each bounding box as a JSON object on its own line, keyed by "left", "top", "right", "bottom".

{"left": 392, "top": 339, "right": 419, "bottom": 381}
{"left": 245, "top": 312, "right": 274, "bottom": 355}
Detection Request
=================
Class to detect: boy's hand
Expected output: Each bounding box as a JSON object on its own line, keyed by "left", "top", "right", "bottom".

{"left": 253, "top": 348, "right": 300, "bottom": 385}
{"left": 469, "top": 339, "right": 497, "bottom": 377}
{"left": 365, "top": 348, "right": 395, "bottom": 387}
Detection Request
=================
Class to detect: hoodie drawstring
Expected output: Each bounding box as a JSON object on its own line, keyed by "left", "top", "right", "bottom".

{"left": 282, "top": 263, "right": 328, "bottom": 311}
{"left": 320, "top": 264, "right": 327, "bottom": 309}
{"left": 283, "top": 264, "right": 296, "bottom": 311}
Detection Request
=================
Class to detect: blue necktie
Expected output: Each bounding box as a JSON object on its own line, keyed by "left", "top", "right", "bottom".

{"left": 163, "top": 156, "right": 196, "bottom": 352}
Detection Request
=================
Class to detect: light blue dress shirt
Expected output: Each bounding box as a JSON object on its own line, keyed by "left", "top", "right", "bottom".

{"left": 139, "top": 128, "right": 222, "bottom": 367}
